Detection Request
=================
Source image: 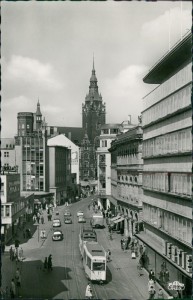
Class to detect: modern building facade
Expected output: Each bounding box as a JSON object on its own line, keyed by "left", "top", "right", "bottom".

{"left": 81, "top": 59, "right": 106, "bottom": 180}
{"left": 48, "top": 145, "right": 71, "bottom": 206}
{"left": 15, "top": 102, "right": 53, "bottom": 204}
{"left": 109, "top": 124, "right": 143, "bottom": 237}
{"left": 138, "top": 32, "right": 192, "bottom": 298}
{"left": 96, "top": 124, "right": 121, "bottom": 211}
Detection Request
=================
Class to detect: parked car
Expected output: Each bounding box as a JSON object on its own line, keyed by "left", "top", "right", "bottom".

{"left": 77, "top": 211, "right": 84, "bottom": 217}
{"left": 64, "top": 210, "right": 71, "bottom": 217}
{"left": 52, "top": 219, "right": 61, "bottom": 227}
{"left": 52, "top": 230, "right": 63, "bottom": 241}
{"left": 78, "top": 216, "right": 86, "bottom": 223}
{"left": 64, "top": 217, "right": 72, "bottom": 224}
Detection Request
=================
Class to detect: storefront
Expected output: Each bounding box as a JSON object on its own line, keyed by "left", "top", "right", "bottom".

{"left": 136, "top": 234, "right": 192, "bottom": 298}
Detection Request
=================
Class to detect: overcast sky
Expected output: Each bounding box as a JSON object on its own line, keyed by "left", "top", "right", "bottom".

{"left": 1, "top": 1, "right": 191, "bottom": 138}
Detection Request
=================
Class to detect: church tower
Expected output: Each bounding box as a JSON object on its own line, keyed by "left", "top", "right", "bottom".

{"left": 81, "top": 59, "right": 106, "bottom": 180}
{"left": 35, "top": 100, "right": 42, "bottom": 131}
{"left": 82, "top": 58, "right": 106, "bottom": 144}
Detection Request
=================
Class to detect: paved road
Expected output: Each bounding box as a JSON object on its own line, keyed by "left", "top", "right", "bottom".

{"left": 2, "top": 197, "right": 169, "bottom": 299}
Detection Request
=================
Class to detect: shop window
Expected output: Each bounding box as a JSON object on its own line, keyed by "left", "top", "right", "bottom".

{"left": 1, "top": 206, "right": 4, "bottom": 217}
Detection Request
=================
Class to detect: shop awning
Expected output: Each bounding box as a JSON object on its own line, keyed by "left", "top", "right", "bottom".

{"left": 107, "top": 196, "right": 118, "bottom": 206}
{"left": 113, "top": 217, "right": 125, "bottom": 224}
{"left": 110, "top": 215, "right": 120, "bottom": 222}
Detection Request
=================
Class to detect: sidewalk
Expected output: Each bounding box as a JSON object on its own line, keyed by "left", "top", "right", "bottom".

{"left": 5, "top": 208, "right": 55, "bottom": 253}
{"left": 104, "top": 223, "right": 171, "bottom": 299}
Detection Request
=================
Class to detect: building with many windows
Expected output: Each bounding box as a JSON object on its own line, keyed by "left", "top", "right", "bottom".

{"left": 96, "top": 124, "right": 121, "bottom": 211}
{"left": 1, "top": 173, "right": 30, "bottom": 243}
{"left": 109, "top": 123, "right": 143, "bottom": 236}
{"left": 137, "top": 32, "right": 192, "bottom": 298}
{"left": 1, "top": 138, "right": 16, "bottom": 171}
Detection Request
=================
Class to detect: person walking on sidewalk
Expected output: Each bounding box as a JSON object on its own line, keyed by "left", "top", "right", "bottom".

{"left": 148, "top": 285, "right": 156, "bottom": 299}
{"left": 107, "top": 249, "right": 111, "bottom": 262}
{"left": 48, "top": 254, "right": 53, "bottom": 271}
{"left": 15, "top": 268, "right": 21, "bottom": 288}
{"left": 41, "top": 215, "right": 44, "bottom": 224}
{"left": 85, "top": 282, "right": 93, "bottom": 299}
{"left": 10, "top": 279, "right": 16, "bottom": 299}
{"left": 9, "top": 247, "right": 14, "bottom": 261}
{"left": 18, "top": 247, "right": 23, "bottom": 261}
{"left": 149, "top": 269, "right": 155, "bottom": 282}
{"left": 157, "top": 288, "right": 164, "bottom": 299}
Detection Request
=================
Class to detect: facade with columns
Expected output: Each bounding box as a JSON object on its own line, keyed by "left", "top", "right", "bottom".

{"left": 80, "top": 59, "right": 106, "bottom": 181}
{"left": 109, "top": 124, "right": 143, "bottom": 237}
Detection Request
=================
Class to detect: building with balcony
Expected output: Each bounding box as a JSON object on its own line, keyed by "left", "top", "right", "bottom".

{"left": 96, "top": 124, "right": 121, "bottom": 211}
{"left": 138, "top": 32, "right": 192, "bottom": 298}
{"left": 109, "top": 124, "right": 143, "bottom": 236}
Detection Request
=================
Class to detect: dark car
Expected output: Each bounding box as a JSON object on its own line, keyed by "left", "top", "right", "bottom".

{"left": 64, "top": 217, "right": 72, "bottom": 224}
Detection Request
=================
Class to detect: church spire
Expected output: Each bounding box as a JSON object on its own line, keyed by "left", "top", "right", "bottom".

{"left": 36, "top": 99, "right": 42, "bottom": 116}
{"left": 92, "top": 54, "right": 95, "bottom": 72}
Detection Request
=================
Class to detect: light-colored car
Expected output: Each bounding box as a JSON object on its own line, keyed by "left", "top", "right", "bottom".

{"left": 53, "top": 219, "right": 61, "bottom": 227}
{"left": 78, "top": 216, "right": 86, "bottom": 223}
{"left": 77, "top": 211, "right": 84, "bottom": 217}
{"left": 64, "top": 210, "right": 71, "bottom": 217}
{"left": 52, "top": 230, "right": 63, "bottom": 241}
{"left": 64, "top": 217, "right": 72, "bottom": 224}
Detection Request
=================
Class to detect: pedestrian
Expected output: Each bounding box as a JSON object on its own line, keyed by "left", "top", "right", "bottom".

{"left": 107, "top": 249, "right": 111, "bottom": 262}
{"left": 126, "top": 236, "right": 131, "bottom": 249}
{"left": 134, "top": 244, "right": 138, "bottom": 257}
{"left": 148, "top": 285, "right": 156, "bottom": 299}
{"left": 148, "top": 279, "right": 155, "bottom": 290}
{"left": 164, "top": 268, "right": 169, "bottom": 283}
{"left": 139, "top": 244, "right": 143, "bottom": 256}
{"left": 43, "top": 257, "right": 48, "bottom": 271}
{"left": 9, "top": 246, "right": 14, "bottom": 261}
{"left": 85, "top": 282, "right": 93, "bottom": 299}
{"left": 23, "top": 230, "right": 26, "bottom": 239}
{"left": 41, "top": 215, "right": 44, "bottom": 224}
{"left": 48, "top": 254, "right": 53, "bottom": 271}
{"left": 123, "top": 240, "right": 126, "bottom": 251}
{"left": 157, "top": 288, "right": 164, "bottom": 299}
{"left": 121, "top": 238, "right": 124, "bottom": 250}
{"left": 15, "top": 268, "right": 21, "bottom": 288}
{"left": 10, "top": 279, "right": 16, "bottom": 299}
{"left": 137, "top": 262, "right": 143, "bottom": 276}
{"left": 139, "top": 254, "right": 145, "bottom": 268}
{"left": 18, "top": 247, "right": 23, "bottom": 261}
{"left": 33, "top": 214, "right": 36, "bottom": 223}
{"left": 149, "top": 269, "right": 155, "bottom": 282}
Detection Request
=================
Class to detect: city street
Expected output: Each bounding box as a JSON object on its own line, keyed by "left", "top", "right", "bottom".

{"left": 3, "top": 197, "right": 169, "bottom": 299}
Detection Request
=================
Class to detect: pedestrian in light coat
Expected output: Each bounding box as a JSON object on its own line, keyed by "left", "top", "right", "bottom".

{"left": 10, "top": 279, "right": 16, "bottom": 298}
{"left": 85, "top": 283, "right": 93, "bottom": 299}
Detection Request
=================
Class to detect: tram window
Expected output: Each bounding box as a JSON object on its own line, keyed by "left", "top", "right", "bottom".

{"left": 87, "top": 256, "right": 91, "bottom": 269}
{"left": 93, "top": 262, "right": 105, "bottom": 271}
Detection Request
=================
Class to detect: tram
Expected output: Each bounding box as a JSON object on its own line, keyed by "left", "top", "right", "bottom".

{"left": 82, "top": 241, "right": 107, "bottom": 282}
{"left": 79, "top": 226, "right": 97, "bottom": 257}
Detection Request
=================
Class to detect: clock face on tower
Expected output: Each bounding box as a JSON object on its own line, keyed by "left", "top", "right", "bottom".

{"left": 72, "top": 151, "right": 78, "bottom": 160}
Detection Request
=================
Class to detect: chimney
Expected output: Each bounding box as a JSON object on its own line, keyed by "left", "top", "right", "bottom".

{"left": 128, "top": 115, "right": 131, "bottom": 124}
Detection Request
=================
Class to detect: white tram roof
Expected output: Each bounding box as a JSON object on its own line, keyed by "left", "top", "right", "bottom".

{"left": 86, "top": 242, "right": 105, "bottom": 256}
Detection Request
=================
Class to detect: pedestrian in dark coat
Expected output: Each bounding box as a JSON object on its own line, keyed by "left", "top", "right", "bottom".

{"left": 48, "top": 254, "right": 53, "bottom": 271}
{"left": 9, "top": 247, "right": 14, "bottom": 261}
{"left": 149, "top": 269, "right": 155, "bottom": 282}
{"left": 121, "top": 238, "right": 124, "bottom": 250}
{"left": 41, "top": 215, "right": 44, "bottom": 224}
{"left": 126, "top": 236, "right": 131, "bottom": 249}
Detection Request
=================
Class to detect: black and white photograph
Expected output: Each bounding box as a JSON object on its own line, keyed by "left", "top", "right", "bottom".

{"left": 1, "top": 1, "right": 192, "bottom": 299}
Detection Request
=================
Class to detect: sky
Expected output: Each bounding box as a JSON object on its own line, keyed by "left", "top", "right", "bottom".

{"left": 1, "top": 1, "right": 192, "bottom": 138}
